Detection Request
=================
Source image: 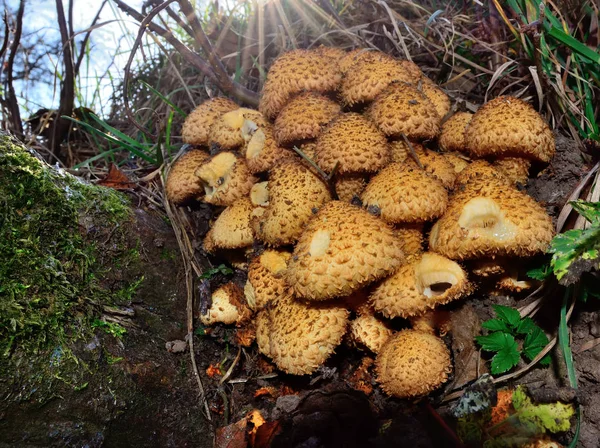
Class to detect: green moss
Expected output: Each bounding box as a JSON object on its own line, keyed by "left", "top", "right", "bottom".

{"left": 0, "top": 135, "right": 136, "bottom": 402}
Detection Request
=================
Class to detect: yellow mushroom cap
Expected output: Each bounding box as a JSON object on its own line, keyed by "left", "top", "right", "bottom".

{"left": 196, "top": 151, "right": 257, "bottom": 206}
{"left": 255, "top": 309, "right": 272, "bottom": 357}
{"left": 420, "top": 78, "right": 451, "bottom": 119}
{"left": 273, "top": 92, "right": 341, "bottom": 145}
{"left": 259, "top": 49, "right": 342, "bottom": 120}
{"left": 181, "top": 97, "right": 239, "bottom": 146}
{"left": 376, "top": 329, "right": 452, "bottom": 398}
{"left": 389, "top": 140, "right": 456, "bottom": 188}
{"left": 395, "top": 223, "right": 424, "bottom": 259}
{"left": 350, "top": 313, "right": 394, "bottom": 354}
{"left": 251, "top": 161, "right": 332, "bottom": 246}
{"left": 286, "top": 201, "right": 405, "bottom": 300}
{"left": 361, "top": 163, "right": 448, "bottom": 224}
{"left": 250, "top": 181, "right": 270, "bottom": 206}
{"left": 454, "top": 160, "right": 511, "bottom": 189}
{"left": 429, "top": 183, "right": 554, "bottom": 260}
{"left": 257, "top": 295, "right": 349, "bottom": 375}
{"left": 200, "top": 283, "right": 251, "bottom": 326}
{"left": 244, "top": 249, "right": 292, "bottom": 311}
{"left": 493, "top": 157, "right": 531, "bottom": 185}
{"left": 443, "top": 151, "right": 470, "bottom": 173}
{"left": 439, "top": 112, "right": 473, "bottom": 152}
{"left": 310, "top": 45, "right": 347, "bottom": 62}
{"left": 298, "top": 140, "right": 317, "bottom": 161}
{"left": 335, "top": 174, "right": 368, "bottom": 203}
{"left": 166, "top": 150, "right": 210, "bottom": 204}
{"left": 367, "top": 83, "right": 441, "bottom": 140}
{"left": 340, "top": 51, "right": 420, "bottom": 106}
{"left": 315, "top": 113, "right": 391, "bottom": 174}
{"left": 370, "top": 252, "right": 469, "bottom": 319}
{"left": 243, "top": 124, "right": 296, "bottom": 174}
{"left": 208, "top": 108, "right": 268, "bottom": 150}
{"left": 465, "top": 96, "right": 555, "bottom": 162}
{"left": 204, "top": 198, "right": 254, "bottom": 253}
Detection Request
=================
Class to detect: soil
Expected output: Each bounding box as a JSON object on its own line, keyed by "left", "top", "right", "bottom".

{"left": 2, "top": 132, "right": 597, "bottom": 447}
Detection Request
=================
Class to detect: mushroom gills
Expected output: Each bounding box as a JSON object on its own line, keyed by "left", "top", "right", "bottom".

{"left": 415, "top": 254, "right": 464, "bottom": 298}
{"left": 457, "top": 197, "right": 517, "bottom": 240}
{"left": 197, "top": 153, "right": 237, "bottom": 198}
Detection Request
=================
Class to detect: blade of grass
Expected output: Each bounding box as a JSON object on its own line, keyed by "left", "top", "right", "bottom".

{"left": 138, "top": 80, "right": 187, "bottom": 118}
{"left": 548, "top": 26, "right": 600, "bottom": 64}
{"left": 86, "top": 113, "right": 153, "bottom": 153}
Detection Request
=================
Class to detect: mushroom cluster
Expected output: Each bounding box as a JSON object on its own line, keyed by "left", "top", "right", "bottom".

{"left": 166, "top": 47, "right": 555, "bottom": 400}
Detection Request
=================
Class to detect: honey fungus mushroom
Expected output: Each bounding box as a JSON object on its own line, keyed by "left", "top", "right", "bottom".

{"left": 259, "top": 49, "right": 342, "bottom": 120}
{"left": 200, "top": 283, "right": 251, "bottom": 326}
{"left": 181, "top": 97, "right": 238, "bottom": 146}
{"left": 165, "top": 150, "right": 210, "bottom": 204}
{"left": 196, "top": 152, "right": 257, "bottom": 206}
{"left": 376, "top": 329, "right": 452, "bottom": 398}
{"left": 429, "top": 182, "right": 554, "bottom": 260}
{"left": 242, "top": 123, "right": 295, "bottom": 174}
{"left": 370, "top": 252, "right": 469, "bottom": 319}
{"left": 286, "top": 201, "right": 405, "bottom": 301}
{"left": 361, "top": 163, "right": 448, "bottom": 224}
{"left": 251, "top": 160, "right": 332, "bottom": 246}
{"left": 255, "top": 295, "right": 349, "bottom": 375}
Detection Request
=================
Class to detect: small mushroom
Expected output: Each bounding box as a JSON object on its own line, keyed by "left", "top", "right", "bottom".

{"left": 200, "top": 283, "right": 251, "bottom": 326}
{"left": 334, "top": 174, "right": 369, "bottom": 203}
{"left": 242, "top": 123, "right": 295, "bottom": 174}
{"left": 376, "top": 329, "right": 452, "bottom": 398}
{"left": 203, "top": 198, "right": 255, "bottom": 253}
{"left": 181, "top": 97, "right": 239, "bottom": 146}
{"left": 349, "top": 312, "right": 394, "bottom": 354}
{"left": 419, "top": 77, "right": 451, "bottom": 119}
{"left": 165, "top": 150, "right": 210, "bottom": 204}
{"left": 439, "top": 111, "right": 473, "bottom": 153}
{"left": 196, "top": 152, "right": 257, "bottom": 206}
{"left": 493, "top": 157, "right": 532, "bottom": 185}
{"left": 208, "top": 108, "right": 268, "bottom": 150}
{"left": 244, "top": 249, "right": 292, "bottom": 311}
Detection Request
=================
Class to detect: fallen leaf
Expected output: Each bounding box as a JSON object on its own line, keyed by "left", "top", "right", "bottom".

{"left": 98, "top": 164, "right": 136, "bottom": 190}
{"left": 254, "top": 386, "right": 278, "bottom": 399}
{"left": 247, "top": 409, "right": 266, "bottom": 436}
{"left": 449, "top": 304, "right": 487, "bottom": 389}
{"left": 491, "top": 389, "right": 514, "bottom": 425}
{"left": 256, "top": 357, "right": 275, "bottom": 374}
{"left": 206, "top": 363, "right": 223, "bottom": 378}
{"left": 346, "top": 357, "right": 374, "bottom": 395}
{"left": 235, "top": 325, "right": 256, "bottom": 347}
{"left": 215, "top": 417, "right": 247, "bottom": 448}
{"left": 250, "top": 420, "right": 281, "bottom": 448}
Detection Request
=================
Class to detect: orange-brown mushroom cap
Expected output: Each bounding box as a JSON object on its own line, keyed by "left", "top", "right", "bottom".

{"left": 181, "top": 97, "right": 239, "bottom": 146}
{"left": 420, "top": 78, "right": 451, "bottom": 119}
{"left": 166, "top": 150, "right": 210, "bottom": 204}
{"left": 273, "top": 92, "right": 341, "bottom": 145}
{"left": 367, "top": 82, "right": 441, "bottom": 140}
{"left": 208, "top": 108, "right": 268, "bottom": 150}
{"left": 203, "top": 198, "right": 255, "bottom": 253}
{"left": 285, "top": 201, "right": 405, "bottom": 300}
{"left": 465, "top": 96, "right": 555, "bottom": 162}
{"left": 315, "top": 113, "right": 391, "bottom": 174}
{"left": 376, "top": 329, "right": 452, "bottom": 398}
{"left": 242, "top": 123, "right": 296, "bottom": 174}
{"left": 244, "top": 249, "right": 292, "bottom": 311}
{"left": 439, "top": 112, "right": 472, "bottom": 152}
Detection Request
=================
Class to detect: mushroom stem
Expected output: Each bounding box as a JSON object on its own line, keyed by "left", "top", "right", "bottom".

{"left": 400, "top": 133, "right": 424, "bottom": 169}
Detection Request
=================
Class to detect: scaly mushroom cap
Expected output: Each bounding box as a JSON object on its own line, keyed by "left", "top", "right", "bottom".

{"left": 273, "top": 93, "right": 341, "bottom": 146}
{"left": 370, "top": 252, "right": 469, "bottom": 318}
{"left": 196, "top": 152, "right": 257, "bottom": 206}
{"left": 208, "top": 108, "right": 268, "bottom": 150}
{"left": 298, "top": 140, "right": 317, "bottom": 160}
{"left": 495, "top": 270, "right": 534, "bottom": 293}
{"left": 340, "top": 51, "right": 420, "bottom": 106}
{"left": 310, "top": 45, "right": 347, "bottom": 62}
{"left": 420, "top": 78, "right": 451, "bottom": 119}
{"left": 335, "top": 174, "right": 369, "bottom": 203}
{"left": 204, "top": 198, "right": 254, "bottom": 253}
{"left": 314, "top": 113, "right": 390, "bottom": 174}
{"left": 200, "top": 283, "right": 251, "bottom": 326}
{"left": 361, "top": 163, "right": 448, "bottom": 224}
{"left": 429, "top": 183, "right": 554, "bottom": 260}
{"left": 367, "top": 83, "right": 441, "bottom": 140}
{"left": 439, "top": 112, "right": 473, "bottom": 152}
{"left": 389, "top": 139, "right": 411, "bottom": 163}
{"left": 443, "top": 152, "right": 470, "bottom": 173}
{"left": 338, "top": 49, "right": 369, "bottom": 74}
{"left": 257, "top": 295, "right": 349, "bottom": 375}
{"left": 259, "top": 49, "right": 342, "bottom": 120}
{"left": 350, "top": 313, "right": 394, "bottom": 354}
{"left": 244, "top": 249, "right": 292, "bottom": 311}
{"left": 376, "top": 329, "right": 452, "bottom": 398}
{"left": 255, "top": 310, "right": 272, "bottom": 357}
{"left": 251, "top": 161, "right": 332, "bottom": 246}
{"left": 389, "top": 140, "right": 456, "bottom": 188}
{"left": 493, "top": 157, "right": 531, "bottom": 185}
{"left": 181, "top": 97, "right": 239, "bottom": 145}
{"left": 454, "top": 160, "right": 511, "bottom": 189}
{"left": 166, "top": 150, "right": 210, "bottom": 204}
{"left": 243, "top": 123, "right": 296, "bottom": 174}
{"left": 465, "top": 96, "right": 555, "bottom": 162}
{"left": 286, "top": 201, "right": 405, "bottom": 300}
{"left": 395, "top": 223, "right": 424, "bottom": 259}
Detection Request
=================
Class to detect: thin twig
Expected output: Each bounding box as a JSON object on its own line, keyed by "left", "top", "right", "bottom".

{"left": 5, "top": 0, "right": 25, "bottom": 136}
{"left": 291, "top": 145, "right": 339, "bottom": 200}
{"left": 400, "top": 133, "right": 424, "bottom": 169}
{"left": 219, "top": 346, "right": 242, "bottom": 385}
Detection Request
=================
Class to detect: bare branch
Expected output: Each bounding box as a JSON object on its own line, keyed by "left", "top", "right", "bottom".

{"left": 5, "top": 0, "right": 25, "bottom": 136}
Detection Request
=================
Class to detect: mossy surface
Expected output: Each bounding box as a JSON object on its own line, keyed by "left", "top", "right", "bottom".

{"left": 0, "top": 134, "right": 134, "bottom": 403}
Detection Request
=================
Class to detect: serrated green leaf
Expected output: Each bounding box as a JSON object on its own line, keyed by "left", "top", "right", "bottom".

{"left": 199, "top": 264, "right": 233, "bottom": 280}
{"left": 492, "top": 305, "right": 521, "bottom": 328}
{"left": 476, "top": 331, "right": 515, "bottom": 352}
{"left": 491, "top": 342, "right": 520, "bottom": 374}
{"left": 482, "top": 318, "right": 510, "bottom": 332}
{"left": 523, "top": 326, "right": 551, "bottom": 365}
{"left": 515, "top": 317, "right": 537, "bottom": 335}
{"left": 527, "top": 264, "right": 552, "bottom": 281}
{"left": 512, "top": 386, "right": 574, "bottom": 433}
{"left": 550, "top": 226, "right": 600, "bottom": 281}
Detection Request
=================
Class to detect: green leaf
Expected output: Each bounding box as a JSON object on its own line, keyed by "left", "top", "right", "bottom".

{"left": 515, "top": 317, "right": 537, "bottom": 335}
{"left": 512, "top": 385, "right": 575, "bottom": 433}
{"left": 550, "top": 226, "right": 600, "bottom": 282}
{"left": 491, "top": 342, "right": 520, "bottom": 374}
{"left": 571, "top": 200, "right": 600, "bottom": 224}
{"left": 492, "top": 304, "right": 521, "bottom": 329}
{"left": 548, "top": 26, "right": 600, "bottom": 64}
{"left": 199, "top": 264, "right": 233, "bottom": 280}
{"left": 527, "top": 264, "right": 552, "bottom": 281}
{"left": 481, "top": 318, "right": 510, "bottom": 333}
{"left": 522, "top": 326, "right": 551, "bottom": 365}
{"left": 476, "top": 331, "right": 515, "bottom": 352}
